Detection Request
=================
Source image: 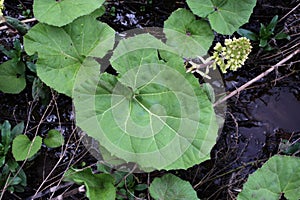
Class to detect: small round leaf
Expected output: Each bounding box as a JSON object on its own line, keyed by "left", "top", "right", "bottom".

{"left": 149, "top": 174, "right": 199, "bottom": 200}
{"left": 44, "top": 129, "right": 64, "bottom": 148}
{"left": 12, "top": 135, "right": 42, "bottom": 161}
{"left": 0, "top": 60, "right": 26, "bottom": 94}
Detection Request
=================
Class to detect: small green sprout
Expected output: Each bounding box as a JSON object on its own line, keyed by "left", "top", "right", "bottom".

{"left": 238, "top": 15, "right": 290, "bottom": 51}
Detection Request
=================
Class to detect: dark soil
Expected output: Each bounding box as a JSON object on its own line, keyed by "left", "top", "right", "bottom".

{"left": 0, "top": 0, "right": 299, "bottom": 199}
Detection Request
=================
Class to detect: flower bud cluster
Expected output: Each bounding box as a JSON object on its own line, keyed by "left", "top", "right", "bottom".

{"left": 210, "top": 37, "right": 252, "bottom": 73}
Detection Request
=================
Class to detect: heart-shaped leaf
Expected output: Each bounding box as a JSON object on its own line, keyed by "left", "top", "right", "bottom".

{"left": 164, "top": 8, "right": 214, "bottom": 58}
{"left": 0, "top": 60, "right": 26, "bottom": 94}
{"left": 238, "top": 155, "right": 300, "bottom": 200}
{"left": 33, "top": 0, "right": 105, "bottom": 27}
{"left": 44, "top": 129, "right": 64, "bottom": 148}
{"left": 187, "top": 0, "right": 256, "bottom": 35}
{"left": 74, "top": 34, "right": 218, "bottom": 171}
{"left": 64, "top": 168, "right": 116, "bottom": 200}
{"left": 24, "top": 14, "right": 115, "bottom": 96}
{"left": 12, "top": 135, "right": 42, "bottom": 161}
{"left": 149, "top": 174, "right": 199, "bottom": 200}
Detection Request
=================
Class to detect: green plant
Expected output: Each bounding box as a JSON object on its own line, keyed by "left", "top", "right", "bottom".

{"left": 74, "top": 33, "right": 218, "bottom": 171}
{"left": 0, "top": 0, "right": 269, "bottom": 199}
{"left": 64, "top": 165, "right": 197, "bottom": 200}
{"left": 43, "top": 129, "right": 64, "bottom": 148}
{"left": 1, "top": 1, "right": 290, "bottom": 199}
{"left": 238, "top": 155, "right": 300, "bottom": 200}
{"left": 0, "top": 121, "right": 24, "bottom": 167}
{"left": 12, "top": 135, "right": 42, "bottom": 161}
{"left": 23, "top": 0, "right": 256, "bottom": 172}
{"left": 105, "top": 3, "right": 116, "bottom": 17}
{"left": 149, "top": 173, "right": 199, "bottom": 200}
{"left": 64, "top": 167, "right": 116, "bottom": 200}
{"left": 64, "top": 165, "right": 148, "bottom": 200}
{"left": 17, "top": 4, "right": 32, "bottom": 18}
{"left": 238, "top": 15, "right": 290, "bottom": 51}
{"left": 23, "top": 0, "right": 257, "bottom": 97}
{"left": 12, "top": 129, "right": 65, "bottom": 161}
{"left": 1, "top": 16, "right": 30, "bottom": 35}
{"left": 0, "top": 126, "right": 65, "bottom": 193}
{"left": 98, "top": 163, "right": 148, "bottom": 199}
{"left": 31, "top": 77, "right": 51, "bottom": 104}
{"left": 279, "top": 139, "right": 300, "bottom": 155}
{"left": 187, "top": 0, "right": 257, "bottom": 35}
{"left": 0, "top": 121, "right": 27, "bottom": 193}
{"left": 24, "top": 9, "right": 114, "bottom": 96}
{"left": 113, "top": 171, "right": 148, "bottom": 200}
{"left": 33, "top": 0, "right": 105, "bottom": 27}
{"left": 0, "top": 39, "right": 27, "bottom": 93}
{"left": 163, "top": 8, "right": 214, "bottom": 58}
{"left": 0, "top": 38, "right": 50, "bottom": 103}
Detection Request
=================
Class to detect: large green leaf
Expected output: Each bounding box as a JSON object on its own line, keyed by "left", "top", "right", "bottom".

{"left": 110, "top": 34, "right": 170, "bottom": 76}
{"left": 33, "top": 0, "right": 105, "bottom": 27}
{"left": 0, "top": 60, "right": 26, "bottom": 94}
{"left": 74, "top": 34, "right": 218, "bottom": 171}
{"left": 64, "top": 168, "right": 116, "bottom": 200}
{"left": 149, "top": 174, "right": 199, "bottom": 200}
{"left": 187, "top": 0, "right": 256, "bottom": 35}
{"left": 12, "top": 135, "right": 42, "bottom": 161}
{"left": 238, "top": 155, "right": 300, "bottom": 200}
{"left": 24, "top": 15, "right": 115, "bottom": 96}
{"left": 164, "top": 8, "right": 214, "bottom": 58}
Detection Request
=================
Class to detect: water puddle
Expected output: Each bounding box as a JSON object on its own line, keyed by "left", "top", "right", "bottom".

{"left": 249, "top": 86, "right": 300, "bottom": 132}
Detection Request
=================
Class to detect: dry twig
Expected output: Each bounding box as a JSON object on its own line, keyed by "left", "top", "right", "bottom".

{"left": 214, "top": 49, "right": 300, "bottom": 107}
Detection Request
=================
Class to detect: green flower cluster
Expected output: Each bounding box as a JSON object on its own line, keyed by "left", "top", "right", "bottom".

{"left": 210, "top": 37, "right": 252, "bottom": 73}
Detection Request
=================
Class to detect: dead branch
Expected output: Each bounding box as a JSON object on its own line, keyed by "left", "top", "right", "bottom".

{"left": 214, "top": 49, "right": 300, "bottom": 107}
